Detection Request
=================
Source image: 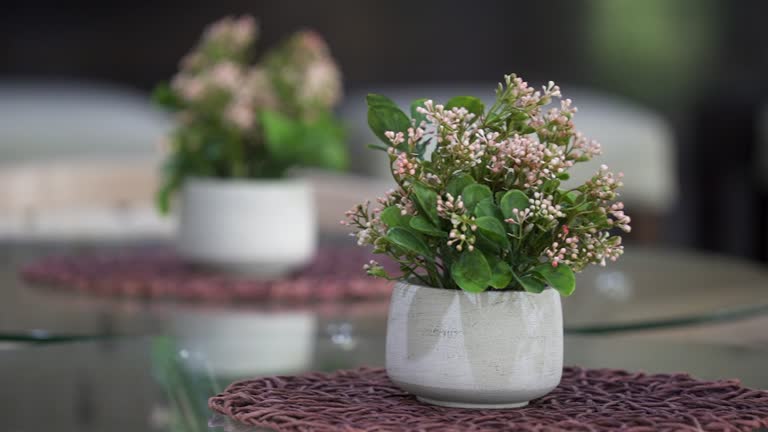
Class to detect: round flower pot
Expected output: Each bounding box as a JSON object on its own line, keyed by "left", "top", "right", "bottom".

{"left": 177, "top": 177, "right": 316, "bottom": 276}
{"left": 386, "top": 280, "right": 563, "bottom": 409}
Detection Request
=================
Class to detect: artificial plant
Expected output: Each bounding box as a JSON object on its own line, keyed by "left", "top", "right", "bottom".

{"left": 344, "top": 74, "right": 630, "bottom": 295}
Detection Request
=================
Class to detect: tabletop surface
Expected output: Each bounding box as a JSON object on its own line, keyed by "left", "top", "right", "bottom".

{"left": 2, "top": 333, "right": 768, "bottom": 432}
{"left": 2, "top": 241, "right": 768, "bottom": 340}
{"left": 2, "top": 241, "right": 768, "bottom": 431}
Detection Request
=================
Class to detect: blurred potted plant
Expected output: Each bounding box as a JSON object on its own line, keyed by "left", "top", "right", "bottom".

{"left": 344, "top": 74, "right": 631, "bottom": 408}
{"left": 154, "top": 16, "right": 347, "bottom": 275}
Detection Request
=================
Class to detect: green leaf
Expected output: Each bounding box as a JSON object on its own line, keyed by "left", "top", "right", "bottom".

{"left": 367, "top": 143, "right": 389, "bottom": 151}
{"left": 475, "top": 216, "right": 510, "bottom": 249}
{"left": 556, "top": 172, "right": 570, "bottom": 181}
{"left": 542, "top": 179, "right": 560, "bottom": 194}
{"left": 500, "top": 190, "right": 530, "bottom": 219}
{"left": 485, "top": 255, "right": 513, "bottom": 289}
{"left": 519, "top": 275, "right": 547, "bottom": 293}
{"left": 474, "top": 197, "right": 503, "bottom": 220}
{"left": 367, "top": 93, "right": 400, "bottom": 109}
{"left": 410, "top": 98, "right": 428, "bottom": 126}
{"left": 380, "top": 206, "right": 409, "bottom": 228}
{"left": 450, "top": 250, "right": 491, "bottom": 293}
{"left": 366, "top": 94, "right": 410, "bottom": 146}
{"left": 461, "top": 184, "right": 492, "bottom": 212}
{"left": 510, "top": 268, "right": 547, "bottom": 293}
{"left": 302, "top": 115, "right": 348, "bottom": 171}
{"left": 562, "top": 190, "right": 580, "bottom": 205}
{"left": 151, "top": 82, "right": 182, "bottom": 110}
{"left": 156, "top": 179, "right": 176, "bottom": 214}
{"left": 261, "top": 111, "right": 348, "bottom": 171}
{"left": 445, "top": 96, "right": 485, "bottom": 118}
{"left": 366, "top": 265, "right": 390, "bottom": 279}
{"left": 446, "top": 173, "right": 476, "bottom": 198}
{"left": 386, "top": 227, "right": 433, "bottom": 259}
{"left": 409, "top": 215, "right": 446, "bottom": 237}
{"left": 261, "top": 110, "right": 302, "bottom": 162}
{"left": 534, "top": 263, "right": 576, "bottom": 296}
{"left": 155, "top": 154, "right": 183, "bottom": 214}
{"left": 474, "top": 232, "right": 501, "bottom": 255}
{"left": 412, "top": 182, "right": 439, "bottom": 226}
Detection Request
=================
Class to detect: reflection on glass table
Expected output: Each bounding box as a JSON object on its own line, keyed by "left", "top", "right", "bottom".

{"left": 1, "top": 334, "right": 767, "bottom": 432}
{"left": 2, "top": 241, "right": 768, "bottom": 340}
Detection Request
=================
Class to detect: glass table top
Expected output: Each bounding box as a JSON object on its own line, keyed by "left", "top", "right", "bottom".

{"left": 2, "top": 240, "right": 768, "bottom": 340}
{"left": 1, "top": 334, "right": 767, "bottom": 432}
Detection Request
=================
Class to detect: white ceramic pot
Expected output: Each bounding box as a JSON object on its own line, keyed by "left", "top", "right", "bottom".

{"left": 386, "top": 281, "right": 563, "bottom": 409}
{"left": 177, "top": 177, "right": 316, "bottom": 276}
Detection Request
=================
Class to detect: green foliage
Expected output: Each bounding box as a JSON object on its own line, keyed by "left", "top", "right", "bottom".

{"left": 380, "top": 206, "right": 410, "bottom": 228}
{"left": 345, "top": 74, "right": 630, "bottom": 297}
{"left": 366, "top": 94, "right": 411, "bottom": 147}
{"left": 446, "top": 173, "right": 476, "bottom": 198}
{"left": 486, "top": 255, "right": 513, "bottom": 289}
{"left": 461, "top": 184, "right": 492, "bottom": 212}
{"left": 500, "top": 190, "right": 530, "bottom": 219}
{"left": 475, "top": 198, "right": 504, "bottom": 220}
{"left": 515, "top": 273, "right": 547, "bottom": 294}
{"left": 451, "top": 250, "right": 491, "bottom": 293}
{"left": 152, "top": 83, "right": 182, "bottom": 110}
{"left": 412, "top": 182, "right": 439, "bottom": 226}
{"left": 261, "top": 111, "right": 348, "bottom": 171}
{"left": 475, "top": 216, "right": 510, "bottom": 249}
{"left": 386, "top": 227, "right": 433, "bottom": 259}
{"left": 409, "top": 215, "right": 446, "bottom": 237}
{"left": 533, "top": 264, "right": 576, "bottom": 296}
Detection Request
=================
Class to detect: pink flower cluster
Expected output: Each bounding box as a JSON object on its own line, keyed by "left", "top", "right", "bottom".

{"left": 585, "top": 164, "right": 625, "bottom": 202}
{"left": 545, "top": 229, "right": 624, "bottom": 270}
{"left": 170, "top": 16, "right": 342, "bottom": 132}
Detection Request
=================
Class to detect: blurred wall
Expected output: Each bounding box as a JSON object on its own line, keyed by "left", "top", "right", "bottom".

{"left": 3, "top": 0, "right": 768, "bottom": 261}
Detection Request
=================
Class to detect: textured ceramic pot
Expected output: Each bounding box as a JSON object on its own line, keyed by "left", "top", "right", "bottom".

{"left": 386, "top": 280, "right": 563, "bottom": 408}
{"left": 177, "top": 177, "right": 316, "bottom": 276}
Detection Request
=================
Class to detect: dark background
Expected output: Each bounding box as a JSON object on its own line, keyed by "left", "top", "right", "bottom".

{"left": 3, "top": 0, "right": 768, "bottom": 261}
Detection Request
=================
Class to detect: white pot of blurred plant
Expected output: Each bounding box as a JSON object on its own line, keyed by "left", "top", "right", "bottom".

{"left": 177, "top": 177, "right": 316, "bottom": 276}
{"left": 386, "top": 281, "right": 563, "bottom": 408}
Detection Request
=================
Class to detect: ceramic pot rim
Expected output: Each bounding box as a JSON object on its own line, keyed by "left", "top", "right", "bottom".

{"left": 184, "top": 176, "right": 309, "bottom": 188}
{"left": 395, "top": 279, "right": 554, "bottom": 297}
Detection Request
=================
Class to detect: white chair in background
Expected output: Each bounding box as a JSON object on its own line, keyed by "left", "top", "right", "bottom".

{"left": 0, "top": 159, "right": 174, "bottom": 240}
{"left": 0, "top": 80, "right": 389, "bottom": 239}
{"left": 0, "top": 80, "right": 174, "bottom": 240}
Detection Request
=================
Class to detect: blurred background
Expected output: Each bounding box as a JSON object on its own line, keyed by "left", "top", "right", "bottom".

{"left": 1, "top": 0, "right": 767, "bottom": 259}
{"left": 4, "top": 2, "right": 768, "bottom": 431}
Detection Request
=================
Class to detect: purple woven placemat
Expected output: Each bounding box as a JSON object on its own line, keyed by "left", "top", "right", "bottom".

{"left": 209, "top": 367, "right": 768, "bottom": 432}
{"left": 20, "top": 247, "right": 392, "bottom": 302}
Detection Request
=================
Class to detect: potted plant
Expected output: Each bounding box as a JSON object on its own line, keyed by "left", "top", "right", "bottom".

{"left": 154, "top": 16, "right": 347, "bottom": 275}
{"left": 344, "top": 74, "right": 630, "bottom": 408}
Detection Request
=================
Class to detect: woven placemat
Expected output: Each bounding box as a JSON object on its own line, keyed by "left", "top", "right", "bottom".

{"left": 20, "top": 247, "right": 392, "bottom": 303}
{"left": 208, "top": 367, "right": 768, "bottom": 432}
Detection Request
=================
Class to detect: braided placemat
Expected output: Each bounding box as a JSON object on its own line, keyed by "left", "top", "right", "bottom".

{"left": 208, "top": 367, "right": 768, "bottom": 432}
{"left": 20, "top": 247, "right": 392, "bottom": 303}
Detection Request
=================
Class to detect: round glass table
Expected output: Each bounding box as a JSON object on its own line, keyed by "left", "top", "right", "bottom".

{"left": 0, "top": 333, "right": 767, "bottom": 431}
{"left": 2, "top": 241, "right": 768, "bottom": 340}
